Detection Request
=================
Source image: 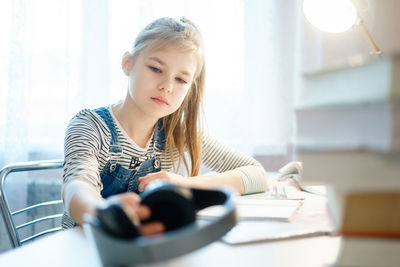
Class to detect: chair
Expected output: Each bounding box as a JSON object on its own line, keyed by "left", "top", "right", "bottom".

{"left": 0, "top": 159, "right": 64, "bottom": 248}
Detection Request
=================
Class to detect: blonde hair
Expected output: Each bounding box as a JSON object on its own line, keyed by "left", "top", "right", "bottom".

{"left": 132, "top": 17, "right": 205, "bottom": 176}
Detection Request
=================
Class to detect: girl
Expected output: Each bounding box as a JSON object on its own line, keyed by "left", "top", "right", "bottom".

{"left": 62, "top": 17, "right": 268, "bottom": 234}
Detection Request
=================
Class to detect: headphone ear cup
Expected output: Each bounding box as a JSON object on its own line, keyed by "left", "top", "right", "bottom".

{"left": 96, "top": 203, "right": 141, "bottom": 239}
{"left": 141, "top": 189, "right": 196, "bottom": 231}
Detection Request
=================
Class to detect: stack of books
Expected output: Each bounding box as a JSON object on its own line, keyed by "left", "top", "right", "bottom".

{"left": 295, "top": 53, "right": 400, "bottom": 267}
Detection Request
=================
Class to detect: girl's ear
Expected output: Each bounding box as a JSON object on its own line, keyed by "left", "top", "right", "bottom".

{"left": 122, "top": 51, "right": 133, "bottom": 76}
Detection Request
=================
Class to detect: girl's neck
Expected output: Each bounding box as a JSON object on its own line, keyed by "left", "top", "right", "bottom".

{"left": 112, "top": 98, "right": 158, "bottom": 149}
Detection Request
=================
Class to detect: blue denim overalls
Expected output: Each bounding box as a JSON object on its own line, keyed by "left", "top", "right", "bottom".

{"left": 93, "top": 107, "right": 165, "bottom": 198}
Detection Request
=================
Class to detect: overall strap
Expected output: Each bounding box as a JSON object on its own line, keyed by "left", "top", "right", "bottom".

{"left": 153, "top": 120, "right": 166, "bottom": 151}
{"left": 93, "top": 107, "right": 122, "bottom": 153}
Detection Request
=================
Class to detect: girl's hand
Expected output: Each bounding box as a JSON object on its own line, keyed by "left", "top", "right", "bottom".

{"left": 138, "top": 171, "right": 189, "bottom": 192}
{"left": 106, "top": 192, "right": 165, "bottom": 235}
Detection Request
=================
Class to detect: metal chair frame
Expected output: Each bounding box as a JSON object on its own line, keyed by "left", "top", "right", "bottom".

{"left": 0, "top": 159, "right": 64, "bottom": 248}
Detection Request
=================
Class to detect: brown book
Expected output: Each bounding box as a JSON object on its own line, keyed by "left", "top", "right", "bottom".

{"left": 340, "top": 192, "right": 400, "bottom": 237}
{"left": 335, "top": 237, "right": 400, "bottom": 267}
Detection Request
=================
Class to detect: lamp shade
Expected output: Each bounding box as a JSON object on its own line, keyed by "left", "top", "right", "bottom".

{"left": 303, "top": 0, "right": 357, "bottom": 33}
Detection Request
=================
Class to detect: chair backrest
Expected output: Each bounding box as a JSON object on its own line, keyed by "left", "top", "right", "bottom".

{"left": 0, "top": 159, "right": 64, "bottom": 248}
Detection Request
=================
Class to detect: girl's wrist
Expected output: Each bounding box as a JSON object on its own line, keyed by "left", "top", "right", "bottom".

{"left": 181, "top": 176, "right": 196, "bottom": 187}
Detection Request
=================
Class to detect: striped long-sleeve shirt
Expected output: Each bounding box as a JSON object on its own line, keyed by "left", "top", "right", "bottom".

{"left": 61, "top": 106, "right": 268, "bottom": 228}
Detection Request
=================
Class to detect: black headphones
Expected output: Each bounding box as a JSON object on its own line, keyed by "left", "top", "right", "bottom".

{"left": 84, "top": 181, "right": 237, "bottom": 266}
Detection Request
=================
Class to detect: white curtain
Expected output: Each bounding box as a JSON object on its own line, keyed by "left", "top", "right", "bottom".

{"left": 0, "top": 0, "right": 85, "bottom": 165}
{"left": 0, "top": 0, "right": 300, "bottom": 167}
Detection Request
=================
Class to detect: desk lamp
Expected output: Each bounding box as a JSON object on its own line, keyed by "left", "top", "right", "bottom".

{"left": 303, "top": 0, "right": 382, "bottom": 56}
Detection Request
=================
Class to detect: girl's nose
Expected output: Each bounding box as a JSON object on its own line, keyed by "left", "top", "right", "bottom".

{"left": 158, "top": 76, "right": 173, "bottom": 93}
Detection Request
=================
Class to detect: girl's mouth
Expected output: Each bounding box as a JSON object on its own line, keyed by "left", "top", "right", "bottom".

{"left": 151, "top": 97, "right": 169, "bottom": 106}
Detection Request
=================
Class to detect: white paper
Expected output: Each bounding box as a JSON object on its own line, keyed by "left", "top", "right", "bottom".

{"left": 222, "top": 220, "right": 330, "bottom": 245}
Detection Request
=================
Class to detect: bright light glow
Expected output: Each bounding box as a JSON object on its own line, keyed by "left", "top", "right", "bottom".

{"left": 303, "top": 0, "right": 357, "bottom": 33}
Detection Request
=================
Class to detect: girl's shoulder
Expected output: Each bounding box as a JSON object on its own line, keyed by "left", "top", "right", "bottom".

{"left": 67, "top": 107, "right": 111, "bottom": 136}
{"left": 71, "top": 107, "right": 111, "bottom": 123}
{"left": 71, "top": 108, "right": 96, "bottom": 120}
{"left": 72, "top": 107, "right": 103, "bottom": 119}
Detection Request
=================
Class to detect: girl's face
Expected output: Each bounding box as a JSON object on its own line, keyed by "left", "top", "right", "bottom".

{"left": 123, "top": 46, "right": 197, "bottom": 120}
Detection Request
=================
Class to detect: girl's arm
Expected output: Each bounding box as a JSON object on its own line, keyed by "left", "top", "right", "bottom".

{"left": 65, "top": 180, "right": 165, "bottom": 234}
{"left": 64, "top": 180, "right": 103, "bottom": 225}
{"left": 194, "top": 133, "right": 268, "bottom": 194}
{"left": 138, "top": 169, "right": 246, "bottom": 194}
{"left": 186, "top": 169, "right": 246, "bottom": 194}
{"left": 62, "top": 112, "right": 105, "bottom": 226}
{"left": 138, "top": 133, "right": 268, "bottom": 195}
{"left": 62, "top": 111, "right": 164, "bottom": 233}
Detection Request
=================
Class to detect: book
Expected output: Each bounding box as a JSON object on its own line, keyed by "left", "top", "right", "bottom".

{"left": 299, "top": 53, "right": 400, "bottom": 108}
{"left": 335, "top": 237, "right": 400, "bottom": 267}
{"left": 342, "top": 192, "right": 400, "bottom": 237}
{"left": 218, "top": 189, "right": 333, "bottom": 245}
{"left": 294, "top": 51, "right": 400, "bottom": 267}
{"left": 284, "top": 152, "right": 400, "bottom": 235}
{"left": 297, "top": 150, "right": 400, "bottom": 191}
{"left": 326, "top": 187, "right": 400, "bottom": 236}
{"left": 295, "top": 101, "right": 400, "bottom": 152}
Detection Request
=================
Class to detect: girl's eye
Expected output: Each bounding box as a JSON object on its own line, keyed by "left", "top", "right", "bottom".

{"left": 149, "top": 66, "right": 161, "bottom": 73}
{"left": 176, "top": 77, "right": 187, "bottom": 84}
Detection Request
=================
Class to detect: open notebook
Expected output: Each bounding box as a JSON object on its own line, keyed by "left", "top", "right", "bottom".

{"left": 197, "top": 197, "right": 304, "bottom": 222}
{"left": 197, "top": 197, "right": 331, "bottom": 245}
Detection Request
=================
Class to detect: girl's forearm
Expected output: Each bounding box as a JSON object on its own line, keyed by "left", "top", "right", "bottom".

{"left": 188, "top": 170, "right": 245, "bottom": 195}
{"left": 64, "top": 180, "right": 104, "bottom": 225}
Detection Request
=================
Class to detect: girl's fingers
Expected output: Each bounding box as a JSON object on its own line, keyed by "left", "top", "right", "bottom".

{"left": 140, "top": 221, "right": 165, "bottom": 236}
{"left": 135, "top": 205, "right": 151, "bottom": 220}
{"left": 139, "top": 181, "right": 151, "bottom": 192}
{"left": 138, "top": 172, "right": 163, "bottom": 181}
{"left": 107, "top": 192, "right": 141, "bottom": 209}
{"left": 138, "top": 176, "right": 163, "bottom": 191}
{"left": 120, "top": 192, "right": 141, "bottom": 206}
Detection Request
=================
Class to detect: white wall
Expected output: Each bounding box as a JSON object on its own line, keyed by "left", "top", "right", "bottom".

{"left": 301, "top": 0, "right": 400, "bottom": 72}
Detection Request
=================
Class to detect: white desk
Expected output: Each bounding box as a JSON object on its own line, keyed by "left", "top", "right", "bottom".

{"left": 0, "top": 229, "right": 340, "bottom": 267}
{"left": 0, "top": 194, "right": 341, "bottom": 267}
